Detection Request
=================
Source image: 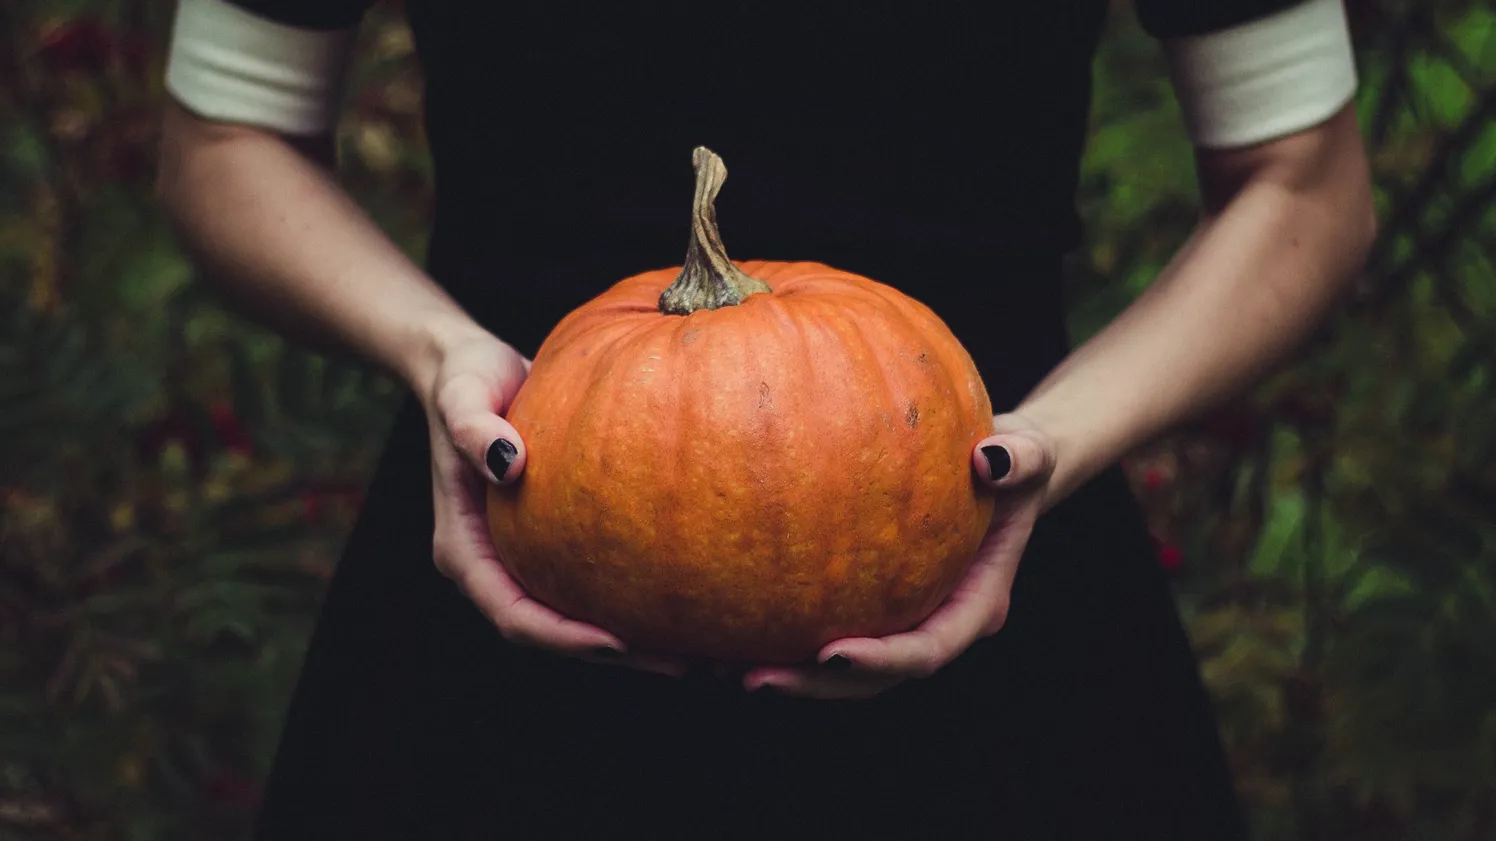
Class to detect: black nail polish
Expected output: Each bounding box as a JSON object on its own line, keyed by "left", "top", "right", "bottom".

{"left": 981, "top": 445, "right": 1012, "bottom": 481}
{"left": 590, "top": 645, "right": 622, "bottom": 659}
{"left": 486, "top": 438, "right": 518, "bottom": 481}
{"left": 822, "top": 653, "right": 853, "bottom": 672}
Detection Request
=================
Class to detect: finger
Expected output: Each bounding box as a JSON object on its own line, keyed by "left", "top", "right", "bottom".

{"left": 437, "top": 373, "right": 528, "bottom": 484}
{"left": 444, "top": 543, "right": 626, "bottom": 656}
{"left": 578, "top": 647, "right": 690, "bottom": 678}
{"left": 973, "top": 433, "right": 1052, "bottom": 489}
{"left": 435, "top": 464, "right": 684, "bottom": 676}
{"left": 813, "top": 524, "right": 1028, "bottom": 677}
{"left": 429, "top": 411, "right": 664, "bottom": 671}
{"left": 742, "top": 664, "right": 901, "bottom": 700}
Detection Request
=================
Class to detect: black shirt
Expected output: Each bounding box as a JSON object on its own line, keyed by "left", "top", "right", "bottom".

{"left": 183, "top": 1, "right": 1306, "bottom": 392}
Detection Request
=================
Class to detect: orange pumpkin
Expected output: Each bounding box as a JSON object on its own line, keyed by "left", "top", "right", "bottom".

{"left": 486, "top": 148, "right": 995, "bottom": 664}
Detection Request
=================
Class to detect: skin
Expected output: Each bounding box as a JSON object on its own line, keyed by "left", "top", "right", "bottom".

{"left": 157, "top": 88, "right": 1376, "bottom": 699}
{"left": 749, "top": 105, "right": 1378, "bottom": 697}
{"left": 157, "top": 101, "right": 671, "bottom": 676}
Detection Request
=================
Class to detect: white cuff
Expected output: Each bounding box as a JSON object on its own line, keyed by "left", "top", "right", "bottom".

{"left": 164, "top": 0, "right": 356, "bottom": 135}
{"left": 1164, "top": 0, "right": 1358, "bottom": 149}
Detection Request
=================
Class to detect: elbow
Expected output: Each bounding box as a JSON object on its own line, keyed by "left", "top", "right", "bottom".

{"left": 1294, "top": 112, "right": 1380, "bottom": 298}
{"left": 1319, "top": 112, "right": 1380, "bottom": 295}
{"left": 154, "top": 99, "right": 334, "bottom": 221}
{"left": 154, "top": 100, "right": 244, "bottom": 218}
{"left": 1199, "top": 104, "right": 1380, "bottom": 294}
{"left": 152, "top": 101, "right": 255, "bottom": 228}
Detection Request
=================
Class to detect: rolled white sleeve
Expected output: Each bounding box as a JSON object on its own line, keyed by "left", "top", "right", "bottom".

{"left": 164, "top": 0, "right": 356, "bottom": 135}
{"left": 1162, "top": 0, "right": 1359, "bottom": 149}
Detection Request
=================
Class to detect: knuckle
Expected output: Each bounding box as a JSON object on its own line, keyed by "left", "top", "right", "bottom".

{"left": 432, "top": 380, "right": 465, "bottom": 425}
{"left": 445, "top": 416, "right": 483, "bottom": 450}
{"left": 1025, "top": 439, "right": 1057, "bottom": 478}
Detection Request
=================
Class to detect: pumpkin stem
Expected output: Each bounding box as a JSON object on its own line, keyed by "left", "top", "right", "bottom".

{"left": 658, "top": 147, "right": 772, "bottom": 316}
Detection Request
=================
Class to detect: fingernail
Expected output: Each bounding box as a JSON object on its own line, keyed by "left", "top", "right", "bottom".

{"left": 486, "top": 438, "right": 518, "bottom": 482}
{"left": 590, "top": 645, "right": 622, "bottom": 659}
{"left": 981, "top": 445, "right": 1012, "bottom": 482}
{"left": 821, "top": 653, "right": 853, "bottom": 672}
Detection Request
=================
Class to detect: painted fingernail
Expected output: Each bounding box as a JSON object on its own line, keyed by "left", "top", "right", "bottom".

{"left": 981, "top": 445, "right": 1012, "bottom": 481}
{"left": 486, "top": 438, "right": 518, "bottom": 482}
{"left": 821, "top": 653, "right": 853, "bottom": 672}
{"left": 590, "top": 645, "right": 622, "bottom": 659}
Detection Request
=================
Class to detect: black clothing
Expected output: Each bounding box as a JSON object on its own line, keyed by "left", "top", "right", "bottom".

{"left": 226, "top": 2, "right": 1301, "bottom": 838}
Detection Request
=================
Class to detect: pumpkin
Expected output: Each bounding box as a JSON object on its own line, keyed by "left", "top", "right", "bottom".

{"left": 486, "top": 148, "right": 996, "bottom": 664}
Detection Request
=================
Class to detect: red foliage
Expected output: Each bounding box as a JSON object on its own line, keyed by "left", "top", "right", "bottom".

{"left": 202, "top": 772, "right": 261, "bottom": 811}
{"left": 37, "top": 18, "right": 116, "bottom": 74}
{"left": 135, "top": 402, "right": 253, "bottom": 467}
{"left": 1142, "top": 467, "right": 1169, "bottom": 491}
{"left": 1151, "top": 534, "right": 1184, "bottom": 574}
{"left": 301, "top": 490, "right": 325, "bottom": 525}
{"left": 209, "top": 402, "right": 253, "bottom": 456}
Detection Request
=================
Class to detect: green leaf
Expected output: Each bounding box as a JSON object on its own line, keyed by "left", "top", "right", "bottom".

{"left": 1249, "top": 491, "right": 1307, "bottom": 579}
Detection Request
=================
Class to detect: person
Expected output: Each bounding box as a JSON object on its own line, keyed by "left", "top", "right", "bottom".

{"left": 155, "top": 0, "right": 1376, "bottom": 838}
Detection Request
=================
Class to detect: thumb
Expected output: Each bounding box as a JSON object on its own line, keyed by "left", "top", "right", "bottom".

{"left": 435, "top": 373, "right": 528, "bottom": 484}
{"left": 972, "top": 431, "right": 1052, "bottom": 489}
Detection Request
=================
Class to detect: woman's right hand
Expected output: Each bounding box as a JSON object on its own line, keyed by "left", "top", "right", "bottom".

{"left": 418, "top": 327, "right": 686, "bottom": 677}
{"left": 155, "top": 94, "right": 682, "bottom": 674}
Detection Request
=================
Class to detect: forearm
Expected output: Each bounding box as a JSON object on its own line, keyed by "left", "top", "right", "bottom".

{"left": 155, "top": 101, "right": 487, "bottom": 394}
{"left": 1018, "top": 106, "right": 1377, "bottom": 508}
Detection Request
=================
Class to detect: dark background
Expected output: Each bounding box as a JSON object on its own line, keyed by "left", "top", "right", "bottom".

{"left": 1, "top": 1, "right": 1493, "bottom": 838}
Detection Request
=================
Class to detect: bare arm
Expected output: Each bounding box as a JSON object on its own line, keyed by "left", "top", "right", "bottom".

{"left": 156, "top": 35, "right": 666, "bottom": 668}
{"left": 749, "top": 3, "right": 1380, "bottom": 697}
{"left": 1019, "top": 102, "right": 1377, "bottom": 506}
{"left": 155, "top": 99, "right": 488, "bottom": 398}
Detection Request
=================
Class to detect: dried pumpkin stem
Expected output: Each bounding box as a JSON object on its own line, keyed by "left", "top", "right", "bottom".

{"left": 658, "top": 147, "right": 772, "bottom": 316}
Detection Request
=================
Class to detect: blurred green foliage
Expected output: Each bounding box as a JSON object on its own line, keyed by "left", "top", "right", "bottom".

{"left": 0, "top": 1, "right": 1493, "bottom": 839}
{"left": 1085, "top": 3, "right": 1496, "bottom": 838}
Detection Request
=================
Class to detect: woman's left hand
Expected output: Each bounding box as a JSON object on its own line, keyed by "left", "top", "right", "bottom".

{"left": 742, "top": 414, "right": 1058, "bottom": 700}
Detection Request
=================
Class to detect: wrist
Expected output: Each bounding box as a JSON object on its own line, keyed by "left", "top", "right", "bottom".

{"left": 1004, "top": 400, "right": 1118, "bottom": 511}
{"left": 394, "top": 309, "right": 497, "bottom": 405}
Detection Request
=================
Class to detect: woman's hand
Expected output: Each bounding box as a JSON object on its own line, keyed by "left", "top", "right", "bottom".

{"left": 742, "top": 414, "right": 1057, "bottom": 700}
{"left": 419, "top": 328, "right": 685, "bottom": 677}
